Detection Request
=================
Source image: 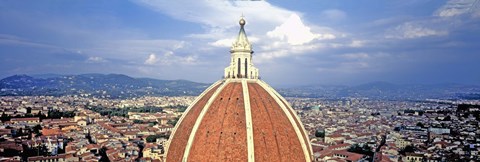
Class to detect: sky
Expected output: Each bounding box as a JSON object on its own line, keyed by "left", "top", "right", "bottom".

{"left": 0, "top": 0, "right": 479, "bottom": 87}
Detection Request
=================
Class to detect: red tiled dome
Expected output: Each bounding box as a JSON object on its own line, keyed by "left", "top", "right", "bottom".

{"left": 165, "top": 18, "right": 312, "bottom": 162}
{"left": 165, "top": 80, "right": 313, "bottom": 162}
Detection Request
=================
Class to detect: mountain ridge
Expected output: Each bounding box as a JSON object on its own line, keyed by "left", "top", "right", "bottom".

{"left": 0, "top": 74, "right": 210, "bottom": 98}
{"left": 1, "top": 74, "right": 479, "bottom": 100}
{"left": 278, "top": 81, "right": 480, "bottom": 100}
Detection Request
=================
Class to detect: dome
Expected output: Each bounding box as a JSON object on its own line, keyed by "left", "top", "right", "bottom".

{"left": 165, "top": 18, "right": 313, "bottom": 162}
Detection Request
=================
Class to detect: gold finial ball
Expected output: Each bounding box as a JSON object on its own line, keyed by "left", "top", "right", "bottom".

{"left": 239, "top": 18, "right": 246, "bottom": 26}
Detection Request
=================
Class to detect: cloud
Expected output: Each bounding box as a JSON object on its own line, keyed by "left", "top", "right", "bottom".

{"left": 209, "top": 36, "right": 259, "bottom": 47}
{"left": 252, "top": 13, "right": 340, "bottom": 62}
{"left": 385, "top": 22, "right": 448, "bottom": 39}
{"left": 132, "top": 0, "right": 343, "bottom": 66}
{"left": 209, "top": 38, "right": 235, "bottom": 47}
{"left": 316, "top": 61, "right": 370, "bottom": 73}
{"left": 267, "top": 14, "right": 335, "bottom": 45}
{"left": 158, "top": 51, "right": 198, "bottom": 65}
{"left": 314, "top": 52, "right": 395, "bottom": 75}
{"left": 349, "top": 40, "right": 365, "bottom": 47}
{"left": 474, "top": 10, "right": 480, "bottom": 18}
{"left": 435, "top": 0, "right": 479, "bottom": 18}
{"left": 133, "top": 0, "right": 343, "bottom": 65}
{"left": 341, "top": 53, "right": 370, "bottom": 60}
{"left": 382, "top": 0, "right": 479, "bottom": 42}
{"left": 0, "top": 34, "right": 61, "bottom": 49}
{"left": 1, "top": 0, "right": 479, "bottom": 85}
{"left": 83, "top": 39, "right": 188, "bottom": 63}
{"left": 132, "top": 0, "right": 294, "bottom": 28}
{"left": 132, "top": 0, "right": 310, "bottom": 55}
{"left": 144, "top": 53, "right": 158, "bottom": 65}
{"left": 86, "top": 56, "right": 106, "bottom": 63}
{"left": 144, "top": 51, "right": 197, "bottom": 66}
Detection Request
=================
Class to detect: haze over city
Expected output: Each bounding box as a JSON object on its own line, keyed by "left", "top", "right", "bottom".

{"left": 1, "top": 0, "right": 479, "bottom": 86}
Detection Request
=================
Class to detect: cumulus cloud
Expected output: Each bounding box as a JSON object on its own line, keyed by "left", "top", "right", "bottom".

{"left": 133, "top": 0, "right": 343, "bottom": 65}
{"left": 3, "top": 0, "right": 479, "bottom": 85}
{"left": 267, "top": 14, "right": 335, "bottom": 45}
{"left": 130, "top": 0, "right": 389, "bottom": 82}
{"left": 144, "top": 53, "right": 158, "bottom": 65}
{"left": 133, "top": 0, "right": 328, "bottom": 63}
{"left": 253, "top": 13, "right": 338, "bottom": 62}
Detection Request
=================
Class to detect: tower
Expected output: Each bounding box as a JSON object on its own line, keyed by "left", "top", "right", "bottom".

{"left": 224, "top": 17, "right": 259, "bottom": 79}
{"left": 165, "top": 18, "right": 313, "bottom": 162}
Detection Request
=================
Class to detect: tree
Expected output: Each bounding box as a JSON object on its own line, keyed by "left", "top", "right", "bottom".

{"left": 315, "top": 129, "right": 325, "bottom": 138}
{"left": 99, "top": 147, "right": 110, "bottom": 162}
{"left": 133, "top": 120, "right": 143, "bottom": 124}
{"left": 0, "top": 112, "right": 9, "bottom": 122}
{"left": 443, "top": 115, "right": 451, "bottom": 121}
{"left": 37, "top": 111, "right": 46, "bottom": 120}
{"left": 47, "top": 110, "right": 75, "bottom": 119}
{"left": 146, "top": 135, "right": 157, "bottom": 143}
{"left": 175, "top": 105, "right": 188, "bottom": 112}
{"left": 399, "top": 145, "right": 416, "bottom": 155}
{"left": 32, "top": 124, "right": 42, "bottom": 136}
{"left": 416, "top": 122, "right": 424, "bottom": 128}
{"left": 417, "top": 111, "right": 424, "bottom": 116}
{"left": 167, "top": 117, "right": 179, "bottom": 126}
{"left": 148, "top": 122, "right": 158, "bottom": 127}
{"left": 348, "top": 144, "right": 373, "bottom": 158}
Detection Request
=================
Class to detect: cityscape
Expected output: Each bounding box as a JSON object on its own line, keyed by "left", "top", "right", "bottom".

{"left": 1, "top": 0, "right": 480, "bottom": 162}
{"left": 0, "top": 92, "right": 479, "bottom": 161}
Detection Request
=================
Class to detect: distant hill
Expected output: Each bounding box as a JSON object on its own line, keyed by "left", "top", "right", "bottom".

{"left": 278, "top": 82, "right": 480, "bottom": 100}
{"left": 0, "top": 74, "right": 210, "bottom": 98}
{"left": 1, "top": 74, "right": 479, "bottom": 100}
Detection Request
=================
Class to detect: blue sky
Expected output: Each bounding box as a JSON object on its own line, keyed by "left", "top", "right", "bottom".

{"left": 0, "top": 0, "right": 479, "bottom": 86}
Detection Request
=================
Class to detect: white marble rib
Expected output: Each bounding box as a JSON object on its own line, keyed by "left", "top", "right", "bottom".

{"left": 181, "top": 80, "right": 229, "bottom": 162}
{"left": 257, "top": 80, "right": 311, "bottom": 162}
{"left": 241, "top": 79, "right": 255, "bottom": 162}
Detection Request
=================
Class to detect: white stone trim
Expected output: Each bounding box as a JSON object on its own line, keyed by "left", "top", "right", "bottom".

{"left": 182, "top": 80, "right": 230, "bottom": 162}
{"left": 257, "top": 80, "right": 311, "bottom": 162}
{"left": 270, "top": 85, "right": 314, "bottom": 159}
{"left": 165, "top": 80, "right": 223, "bottom": 158}
{"left": 241, "top": 79, "right": 255, "bottom": 162}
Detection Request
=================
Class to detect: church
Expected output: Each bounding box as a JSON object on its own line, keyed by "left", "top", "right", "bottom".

{"left": 165, "top": 18, "right": 313, "bottom": 162}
